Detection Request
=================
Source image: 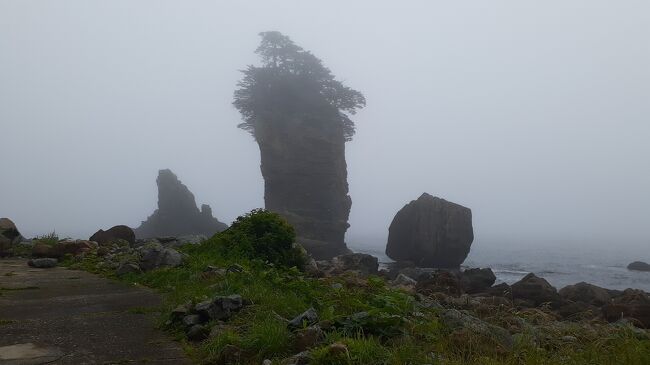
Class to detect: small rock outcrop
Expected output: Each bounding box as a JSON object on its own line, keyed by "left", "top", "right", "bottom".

{"left": 90, "top": 225, "right": 136, "bottom": 246}
{"left": 461, "top": 268, "right": 497, "bottom": 294}
{"left": 627, "top": 261, "right": 650, "bottom": 272}
{"left": 135, "top": 169, "right": 227, "bottom": 238}
{"left": 558, "top": 282, "right": 611, "bottom": 307}
{"left": 0, "top": 218, "right": 23, "bottom": 256}
{"left": 511, "top": 273, "right": 561, "bottom": 307}
{"left": 385, "top": 193, "right": 474, "bottom": 268}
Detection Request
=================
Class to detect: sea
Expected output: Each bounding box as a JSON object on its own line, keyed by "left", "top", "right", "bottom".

{"left": 348, "top": 238, "right": 650, "bottom": 292}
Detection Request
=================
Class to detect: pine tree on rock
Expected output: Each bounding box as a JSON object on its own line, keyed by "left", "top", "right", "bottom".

{"left": 234, "top": 31, "right": 366, "bottom": 259}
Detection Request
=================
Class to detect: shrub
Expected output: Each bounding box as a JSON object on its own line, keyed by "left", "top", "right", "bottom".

{"left": 207, "top": 209, "right": 306, "bottom": 269}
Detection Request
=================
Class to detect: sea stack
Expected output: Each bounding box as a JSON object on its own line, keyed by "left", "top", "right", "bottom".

{"left": 134, "top": 169, "right": 227, "bottom": 238}
{"left": 385, "top": 193, "right": 474, "bottom": 268}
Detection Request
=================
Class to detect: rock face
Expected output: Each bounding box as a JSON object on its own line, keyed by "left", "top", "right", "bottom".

{"left": 90, "top": 225, "right": 136, "bottom": 246}
{"left": 385, "top": 193, "right": 474, "bottom": 268}
{"left": 511, "top": 273, "right": 561, "bottom": 306}
{"left": 255, "top": 116, "right": 351, "bottom": 260}
{"left": 135, "top": 169, "right": 227, "bottom": 238}
{"left": 0, "top": 218, "right": 22, "bottom": 256}
{"left": 627, "top": 261, "right": 650, "bottom": 272}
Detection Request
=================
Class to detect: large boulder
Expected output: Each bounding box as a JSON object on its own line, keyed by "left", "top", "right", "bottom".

{"left": 385, "top": 193, "right": 473, "bottom": 268}
{"left": 0, "top": 218, "right": 23, "bottom": 256}
{"left": 89, "top": 225, "right": 135, "bottom": 246}
{"left": 331, "top": 253, "right": 378, "bottom": 275}
{"left": 558, "top": 282, "right": 611, "bottom": 307}
{"left": 627, "top": 261, "right": 650, "bottom": 272}
{"left": 510, "top": 273, "right": 560, "bottom": 307}
{"left": 135, "top": 169, "right": 227, "bottom": 238}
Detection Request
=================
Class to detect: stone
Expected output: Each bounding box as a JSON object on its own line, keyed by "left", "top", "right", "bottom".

{"left": 32, "top": 240, "right": 96, "bottom": 258}
{"left": 0, "top": 218, "right": 22, "bottom": 256}
{"left": 171, "top": 302, "right": 192, "bottom": 321}
{"left": 627, "top": 261, "right": 650, "bottom": 272}
{"left": 216, "top": 344, "right": 242, "bottom": 364}
{"left": 182, "top": 315, "right": 203, "bottom": 327}
{"left": 138, "top": 243, "right": 183, "bottom": 271}
{"left": 282, "top": 351, "right": 310, "bottom": 365}
{"left": 89, "top": 225, "right": 136, "bottom": 246}
{"left": 177, "top": 235, "right": 208, "bottom": 245}
{"left": 392, "top": 273, "right": 417, "bottom": 287}
{"left": 330, "top": 253, "right": 378, "bottom": 275}
{"left": 485, "top": 283, "right": 512, "bottom": 297}
{"left": 116, "top": 262, "right": 142, "bottom": 276}
{"left": 558, "top": 282, "right": 611, "bottom": 307}
{"left": 195, "top": 295, "right": 245, "bottom": 322}
{"left": 440, "top": 309, "right": 513, "bottom": 350}
{"left": 385, "top": 193, "right": 474, "bottom": 268}
{"left": 461, "top": 268, "right": 496, "bottom": 294}
{"left": 415, "top": 270, "right": 463, "bottom": 296}
{"left": 602, "top": 289, "right": 650, "bottom": 327}
{"left": 27, "top": 258, "right": 58, "bottom": 268}
{"left": 288, "top": 307, "right": 319, "bottom": 329}
{"left": 186, "top": 324, "right": 209, "bottom": 342}
{"left": 134, "top": 169, "right": 227, "bottom": 238}
{"left": 510, "top": 273, "right": 560, "bottom": 307}
{"left": 293, "top": 325, "right": 323, "bottom": 351}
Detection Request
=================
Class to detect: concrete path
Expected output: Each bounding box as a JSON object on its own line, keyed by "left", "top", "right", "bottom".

{"left": 0, "top": 259, "right": 191, "bottom": 364}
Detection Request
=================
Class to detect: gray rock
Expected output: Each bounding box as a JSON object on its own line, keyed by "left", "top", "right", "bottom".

{"left": 182, "top": 314, "right": 203, "bottom": 327}
{"left": 288, "top": 307, "right": 319, "bottom": 329}
{"left": 461, "top": 268, "right": 496, "bottom": 294}
{"left": 627, "top": 261, "right": 650, "bottom": 272}
{"left": 511, "top": 273, "right": 560, "bottom": 307}
{"left": 392, "top": 273, "right": 417, "bottom": 287}
{"left": 27, "top": 258, "right": 58, "bottom": 268}
{"left": 282, "top": 351, "right": 311, "bottom": 365}
{"left": 559, "top": 282, "right": 611, "bottom": 306}
{"left": 186, "top": 324, "right": 209, "bottom": 342}
{"left": 138, "top": 244, "right": 183, "bottom": 271}
{"left": 441, "top": 309, "right": 513, "bottom": 350}
{"left": 134, "top": 169, "right": 227, "bottom": 238}
{"left": 116, "top": 263, "right": 142, "bottom": 276}
{"left": 385, "top": 193, "right": 474, "bottom": 268}
{"left": 195, "top": 295, "right": 245, "bottom": 321}
{"left": 331, "top": 253, "right": 378, "bottom": 275}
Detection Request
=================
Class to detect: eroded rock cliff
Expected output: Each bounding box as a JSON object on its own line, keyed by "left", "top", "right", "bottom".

{"left": 256, "top": 114, "right": 351, "bottom": 259}
{"left": 135, "top": 169, "right": 227, "bottom": 238}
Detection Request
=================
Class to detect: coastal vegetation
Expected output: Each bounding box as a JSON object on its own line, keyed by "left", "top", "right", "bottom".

{"left": 61, "top": 210, "right": 650, "bottom": 365}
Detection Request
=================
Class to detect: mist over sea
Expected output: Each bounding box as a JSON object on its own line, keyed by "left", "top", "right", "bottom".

{"left": 348, "top": 235, "right": 650, "bottom": 292}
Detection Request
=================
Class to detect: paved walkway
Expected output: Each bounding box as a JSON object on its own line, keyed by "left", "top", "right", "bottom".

{"left": 0, "top": 259, "right": 191, "bottom": 364}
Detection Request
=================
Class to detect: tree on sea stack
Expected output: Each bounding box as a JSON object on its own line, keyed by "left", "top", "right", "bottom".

{"left": 233, "top": 31, "right": 366, "bottom": 259}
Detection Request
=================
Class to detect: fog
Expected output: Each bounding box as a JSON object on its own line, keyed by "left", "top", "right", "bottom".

{"left": 1, "top": 1, "right": 649, "bottom": 252}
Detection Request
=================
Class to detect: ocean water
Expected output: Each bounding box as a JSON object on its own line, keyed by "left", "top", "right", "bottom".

{"left": 348, "top": 239, "right": 650, "bottom": 292}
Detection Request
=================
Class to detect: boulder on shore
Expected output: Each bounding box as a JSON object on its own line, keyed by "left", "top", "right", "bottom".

{"left": 511, "top": 273, "right": 561, "bottom": 307}
{"left": 558, "top": 282, "right": 611, "bottom": 307}
{"left": 0, "top": 218, "right": 23, "bottom": 256}
{"left": 385, "top": 193, "right": 473, "bottom": 268}
{"left": 627, "top": 261, "right": 650, "bottom": 272}
{"left": 461, "top": 268, "right": 497, "bottom": 294}
{"left": 602, "top": 288, "right": 650, "bottom": 328}
{"left": 135, "top": 169, "right": 227, "bottom": 239}
{"left": 90, "top": 225, "right": 135, "bottom": 246}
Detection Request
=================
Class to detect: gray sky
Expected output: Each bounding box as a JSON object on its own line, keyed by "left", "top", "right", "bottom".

{"left": 1, "top": 1, "right": 649, "bottom": 250}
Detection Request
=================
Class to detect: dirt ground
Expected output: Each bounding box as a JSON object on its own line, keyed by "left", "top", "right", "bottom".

{"left": 0, "top": 259, "right": 191, "bottom": 364}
